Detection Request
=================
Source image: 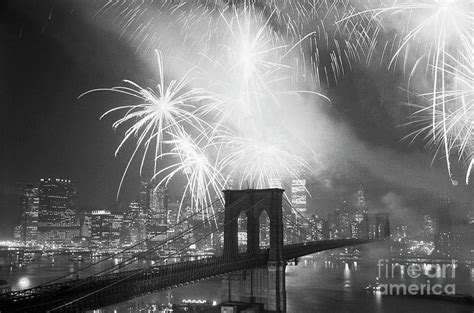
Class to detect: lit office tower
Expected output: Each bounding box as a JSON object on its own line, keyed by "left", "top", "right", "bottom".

{"left": 90, "top": 210, "right": 110, "bottom": 249}
{"left": 90, "top": 210, "right": 123, "bottom": 249}
{"left": 339, "top": 209, "right": 352, "bottom": 239}
{"left": 167, "top": 200, "right": 191, "bottom": 252}
{"left": 37, "top": 178, "right": 79, "bottom": 243}
{"left": 357, "top": 185, "right": 366, "bottom": 212}
{"left": 19, "top": 184, "right": 39, "bottom": 242}
{"left": 422, "top": 213, "right": 437, "bottom": 239}
{"left": 291, "top": 178, "right": 307, "bottom": 216}
{"left": 374, "top": 213, "right": 390, "bottom": 239}
{"left": 310, "top": 215, "right": 329, "bottom": 241}
{"left": 121, "top": 208, "right": 133, "bottom": 246}
{"left": 394, "top": 224, "right": 408, "bottom": 241}
{"left": 437, "top": 197, "right": 452, "bottom": 234}
{"left": 81, "top": 212, "right": 92, "bottom": 237}
{"left": 147, "top": 186, "right": 168, "bottom": 247}
{"left": 123, "top": 201, "right": 147, "bottom": 247}
{"left": 329, "top": 201, "right": 352, "bottom": 239}
{"left": 139, "top": 181, "right": 150, "bottom": 212}
{"left": 351, "top": 185, "right": 369, "bottom": 239}
{"left": 435, "top": 197, "right": 455, "bottom": 257}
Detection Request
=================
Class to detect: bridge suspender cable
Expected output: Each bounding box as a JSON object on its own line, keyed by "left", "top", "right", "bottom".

{"left": 6, "top": 194, "right": 253, "bottom": 310}
{"left": 282, "top": 197, "right": 330, "bottom": 239}
{"left": 84, "top": 194, "right": 252, "bottom": 278}
{"left": 25, "top": 198, "right": 224, "bottom": 290}
{"left": 282, "top": 216, "right": 314, "bottom": 242}
{"left": 46, "top": 196, "right": 270, "bottom": 313}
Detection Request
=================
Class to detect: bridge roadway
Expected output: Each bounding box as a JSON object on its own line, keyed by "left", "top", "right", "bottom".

{"left": 0, "top": 239, "right": 373, "bottom": 313}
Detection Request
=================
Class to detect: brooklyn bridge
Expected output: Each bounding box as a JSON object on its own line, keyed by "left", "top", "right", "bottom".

{"left": 0, "top": 189, "right": 386, "bottom": 313}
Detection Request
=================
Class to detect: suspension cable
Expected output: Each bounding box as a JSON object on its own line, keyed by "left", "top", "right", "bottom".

{"left": 47, "top": 196, "right": 270, "bottom": 312}
{"left": 282, "top": 197, "right": 329, "bottom": 239}
{"left": 28, "top": 198, "right": 224, "bottom": 290}
{"left": 14, "top": 194, "right": 251, "bottom": 302}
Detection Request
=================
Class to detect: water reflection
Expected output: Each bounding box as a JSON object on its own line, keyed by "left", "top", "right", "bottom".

{"left": 1, "top": 251, "right": 473, "bottom": 312}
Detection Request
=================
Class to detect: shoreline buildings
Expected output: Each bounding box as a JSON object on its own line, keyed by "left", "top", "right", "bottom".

{"left": 16, "top": 178, "right": 79, "bottom": 243}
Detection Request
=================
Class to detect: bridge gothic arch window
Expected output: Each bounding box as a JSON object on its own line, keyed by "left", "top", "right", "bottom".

{"left": 259, "top": 209, "right": 270, "bottom": 249}
{"left": 223, "top": 189, "right": 284, "bottom": 260}
{"left": 237, "top": 211, "right": 248, "bottom": 253}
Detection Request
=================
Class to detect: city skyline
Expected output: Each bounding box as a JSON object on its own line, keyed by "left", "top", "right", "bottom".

{"left": 12, "top": 177, "right": 472, "bottom": 244}
{"left": 1, "top": 1, "right": 473, "bottom": 240}
{"left": 0, "top": 1, "right": 472, "bottom": 312}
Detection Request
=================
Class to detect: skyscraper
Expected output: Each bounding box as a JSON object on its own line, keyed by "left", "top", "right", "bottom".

{"left": 147, "top": 186, "right": 168, "bottom": 247}
{"left": 357, "top": 185, "right": 366, "bottom": 212}
{"left": 374, "top": 213, "right": 390, "bottom": 239}
{"left": 139, "top": 181, "right": 150, "bottom": 212}
{"left": 351, "top": 185, "right": 369, "bottom": 239}
{"left": 422, "top": 213, "right": 437, "bottom": 239}
{"left": 123, "top": 201, "right": 147, "bottom": 247}
{"left": 394, "top": 224, "right": 408, "bottom": 241}
{"left": 435, "top": 197, "right": 455, "bottom": 257}
{"left": 18, "top": 184, "right": 39, "bottom": 242}
{"left": 310, "top": 215, "right": 329, "bottom": 241}
{"left": 167, "top": 200, "right": 192, "bottom": 252}
{"left": 90, "top": 210, "right": 123, "bottom": 249}
{"left": 37, "top": 178, "right": 79, "bottom": 243}
{"left": 437, "top": 197, "right": 452, "bottom": 234}
{"left": 291, "top": 179, "right": 307, "bottom": 215}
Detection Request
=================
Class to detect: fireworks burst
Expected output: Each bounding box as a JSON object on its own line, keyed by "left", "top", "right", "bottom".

{"left": 217, "top": 130, "right": 311, "bottom": 189}
{"left": 198, "top": 6, "right": 291, "bottom": 132}
{"left": 81, "top": 50, "right": 209, "bottom": 196}
{"left": 87, "top": 0, "right": 471, "bottom": 218}
{"left": 407, "top": 51, "right": 473, "bottom": 184}
{"left": 153, "top": 132, "right": 225, "bottom": 216}
{"left": 339, "top": 0, "right": 474, "bottom": 184}
{"left": 84, "top": 2, "right": 321, "bottom": 213}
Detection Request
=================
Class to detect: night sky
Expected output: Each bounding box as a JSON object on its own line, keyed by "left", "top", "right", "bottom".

{"left": 1, "top": 0, "right": 472, "bottom": 239}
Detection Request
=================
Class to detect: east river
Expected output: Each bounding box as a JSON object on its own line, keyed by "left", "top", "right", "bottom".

{"left": 1, "top": 250, "right": 473, "bottom": 313}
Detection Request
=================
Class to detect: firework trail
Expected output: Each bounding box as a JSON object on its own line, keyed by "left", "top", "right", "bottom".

{"left": 86, "top": 0, "right": 473, "bottom": 206}
{"left": 153, "top": 131, "right": 225, "bottom": 216}
{"left": 216, "top": 129, "right": 311, "bottom": 189}
{"left": 93, "top": 0, "right": 362, "bottom": 89}
{"left": 80, "top": 1, "right": 325, "bottom": 214}
{"left": 339, "top": 0, "right": 473, "bottom": 183}
{"left": 407, "top": 51, "right": 473, "bottom": 184}
{"left": 80, "top": 50, "right": 210, "bottom": 196}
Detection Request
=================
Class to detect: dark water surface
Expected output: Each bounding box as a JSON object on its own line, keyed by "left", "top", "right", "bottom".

{"left": 1, "top": 252, "right": 473, "bottom": 313}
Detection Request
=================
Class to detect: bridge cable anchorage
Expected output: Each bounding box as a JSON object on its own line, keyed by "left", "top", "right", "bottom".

{"left": 4, "top": 198, "right": 226, "bottom": 297}
{"left": 282, "top": 197, "right": 329, "bottom": 240}
{"left": 44, "top": 196, "right": 271, "bottom": 313}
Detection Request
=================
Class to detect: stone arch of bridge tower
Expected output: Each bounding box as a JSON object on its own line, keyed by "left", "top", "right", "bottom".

{"left": 223, "top": 189, "right": 284, "bottom": 261}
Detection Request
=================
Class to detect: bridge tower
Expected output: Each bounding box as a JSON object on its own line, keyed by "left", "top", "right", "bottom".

{"left": 221, "top": 189, "right": 286, "bottom": 313}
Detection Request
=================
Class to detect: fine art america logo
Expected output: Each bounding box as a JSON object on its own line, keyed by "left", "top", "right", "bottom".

{"left": 376, "top": 259, "right": 456, "bottom": 295}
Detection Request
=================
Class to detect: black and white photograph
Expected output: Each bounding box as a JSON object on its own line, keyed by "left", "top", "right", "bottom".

{"left": 0, "top": 1, "right": 472, "bottom": 312}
